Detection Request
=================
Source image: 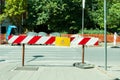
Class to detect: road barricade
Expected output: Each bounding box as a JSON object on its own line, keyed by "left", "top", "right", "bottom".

{"left": 55, "top": 37, "right": 70, "bottom": 46}
{"left": 8, "top": 35, "right": 55, "bottom": 45}
{"left": 8, "top": 35, "right": 98, "bottom": 46}
{"left": 8, "top": 35, "right": 99, "bottom": 66}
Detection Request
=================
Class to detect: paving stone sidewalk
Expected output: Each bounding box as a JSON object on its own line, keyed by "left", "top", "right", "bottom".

{"left": 97, "top": 66, "right": 120, "bottom": 80}
{"left": 0, "top": 62, "right": 114, "bottom": 80}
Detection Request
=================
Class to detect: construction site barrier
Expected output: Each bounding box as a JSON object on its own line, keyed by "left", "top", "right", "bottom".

{"left": 8, "top": 35, "right": 98, "bottom": 45}
{"left": 8, "top": 35, "right": 99, "bottom": 66}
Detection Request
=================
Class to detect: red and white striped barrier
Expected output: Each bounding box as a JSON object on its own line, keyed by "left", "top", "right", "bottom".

{"left": 8, "top": 35, "right": 99, "bottom": 45}
{"left": 8, "top": 35, "right": 99, "bottom": 66}
{"left": 8, "top": 35, "right": 55, "bottom": 45}
{"left": 70, "top": 37, "right": 98, "bottom": 46}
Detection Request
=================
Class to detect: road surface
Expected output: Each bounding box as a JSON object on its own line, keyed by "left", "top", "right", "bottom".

{"left": 0, "top": 45, "right": 120, "bottom": 67}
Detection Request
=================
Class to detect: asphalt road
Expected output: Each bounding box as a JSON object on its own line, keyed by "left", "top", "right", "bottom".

{"left": 0, "top": 45, "right": 120, "bottom": 67}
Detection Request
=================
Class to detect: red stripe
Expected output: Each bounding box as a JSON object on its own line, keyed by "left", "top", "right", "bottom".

{"left": 8, "top": 35, "right": 13, "bottom": 40}
{"left": 45, "top": 37, "right": 55, "bottom": 44}
{"left": 94, "top": 41, "right": 99, "bottom": 45}
{"left": 13, "top": 36, "right": 26, "bottom": 44}
{"left": 70, "top": 37, "right": 75, "bottom": 42}
{"left": 78, "top": 38, "right": 91, "bottom": 45}
{"left": 28, "top": 36, "right": 41, "bottom": 44}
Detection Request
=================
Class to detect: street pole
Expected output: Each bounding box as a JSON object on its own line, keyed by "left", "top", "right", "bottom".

{"left": 82, "top": 0, "right": 85, "bottom": 36}
{"left": 22, "top": 44, "right": 25, "bottom": 66}
{"left": 0, "top": 22, "right": 1, "bottom": 45}
{"left": 82, "top": 0, "right": 85, "bottom": 64}
{"left": 82, "top": 45, "right": 85, "bottom": 64}
{"left": 0, "top": 0, "right": 2, "bottom": 44}
{"left": 104, "top": 0, "right": 107, "bottom": 70}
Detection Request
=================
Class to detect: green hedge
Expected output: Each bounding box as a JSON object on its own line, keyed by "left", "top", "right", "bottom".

{"left": 61, "top": 28, "right": 111, "bottom": 34}
{"left": 79, "top": 29, "right": 106, "bottom": 34}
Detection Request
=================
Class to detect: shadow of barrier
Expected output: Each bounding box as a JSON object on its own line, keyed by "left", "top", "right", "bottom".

{"left": 8, "top": 35, "right": 99, "bottom": 67}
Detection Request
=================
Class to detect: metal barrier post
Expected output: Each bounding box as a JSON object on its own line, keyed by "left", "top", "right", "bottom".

{"left": 82, "top": 45, "right": 85, "bottom": 64}
{"left": 22, "top": 44, "right": 25, "bottom": 66}
{"left": 8, "top": 35, "right": 98, "bottom": 69}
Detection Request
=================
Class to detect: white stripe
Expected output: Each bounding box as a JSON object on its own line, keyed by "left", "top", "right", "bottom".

{"left": 8, "top": 36, "right": 19, "bottom": 43}
{"left": 70, "top": 37, "right": 83, "bottom": 45}
{"left": 21, "top": 36, "right": 34, "bottom": 44}
{"left": 35, "top": 36, "right": 50, "bottom": 44}
{"left": 86, "top": 38, "right": 98, "bottom": 45}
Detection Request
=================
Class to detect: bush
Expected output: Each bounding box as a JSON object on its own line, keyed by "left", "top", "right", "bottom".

{"left": 79, "top": 28, "right": 105, "bottom": 34}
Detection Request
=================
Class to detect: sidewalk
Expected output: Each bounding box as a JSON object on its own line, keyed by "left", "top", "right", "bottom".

{"left": 0, "top": 44, "right": 120, "bottom": 80}
{"left": 97, "top": 66, "right": 120, "bottom": 80}
{"left": 0, "top": 62, "right": 114, "bottom": 80}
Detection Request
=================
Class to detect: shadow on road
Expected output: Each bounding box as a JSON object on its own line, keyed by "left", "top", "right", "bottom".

{"left": 27, "top": 55, "right": 44, "bottom": 62}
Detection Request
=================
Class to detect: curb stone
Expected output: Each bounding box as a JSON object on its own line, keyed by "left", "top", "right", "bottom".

{"left": 96, "top": 66, "right": 120, "bottom": 80}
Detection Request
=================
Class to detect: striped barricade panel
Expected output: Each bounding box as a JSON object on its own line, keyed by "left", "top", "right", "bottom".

{"left": 8, "top": 35, "right": 99, "bottom": 46}
{"left": 70, "top": 37, "right": 99, "bottom": 46}
{"left": 8, "top": 35, "right": 55, "bottom": 45}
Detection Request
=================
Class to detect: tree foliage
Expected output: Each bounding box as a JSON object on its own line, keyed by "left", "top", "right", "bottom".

{"left": 27, "top": 0, "right": 83, "bottom": 33}
{"left": 107, "top": 3, "right": 120, "bottom": 32}
{"left": 0, "top": 0, "right": 26, "bottom": 30}
{"left": 90, "top": 0, "right": 120, "bottom": 33}
{"left": 1, "top": 0, "right": 120, "bottom": 33}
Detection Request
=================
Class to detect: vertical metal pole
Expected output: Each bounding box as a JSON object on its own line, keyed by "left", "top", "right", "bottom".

{"left": 104, "top": 0, "right": 107, "bottom": 70}
{"left": 0, "top": 0, "right": 2, "bottom": 45}
{"left": 81, "top": 0, "right": 85, "bottom": 64}
{"left": 82, "top": 8, "right": 84, "bottom": 36}
{"left": 82, "top": 45, "right": 85, "bottom": 64}
{"left": 82, "top": 0, "right": 85, "bottom": 36}
{"left": 22, "top": 44, "right": 25, "bottom": 66}
{"left": 0, "top": 23, "right": 1, "bottom": 45}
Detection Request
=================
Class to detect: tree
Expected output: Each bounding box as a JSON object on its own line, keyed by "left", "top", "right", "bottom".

{"left": 27, "top": 0, "right": 83, "bottom": 33}
{"left": 89, "top": 0, "right": 120, "bottom": 33}
{"left": 27, "top": 0, "right": 67, "bottom": 32}
{"left": 107, "top": 3, "right": 120, "bottom": 32}
{"left": 25, "top": 0, "right": 120, "bottom": 33}
{"left": 88, "top": 0, "right": 104, "bottom": 29}
{"left": 47, "top": 0, "right": 82, "bottom": 33}
{"left": 0, "top": 0, "right": 5, "bottom": 24}
{"left": 0, "top": 0, "right": 27, "bottom": 33}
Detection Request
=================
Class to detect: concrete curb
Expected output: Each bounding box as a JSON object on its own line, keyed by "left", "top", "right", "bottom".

{"left": 96, "top": 66, "right": 120, "bottom": 80}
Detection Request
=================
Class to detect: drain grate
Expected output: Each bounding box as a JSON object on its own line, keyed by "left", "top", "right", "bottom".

{"left": 15, "top": 66, "right": 39, "bottom": 71}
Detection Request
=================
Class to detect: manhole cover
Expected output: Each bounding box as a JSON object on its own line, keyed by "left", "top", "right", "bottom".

{"left": 15, "top": 66, "right": 39, "bottom": 71}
